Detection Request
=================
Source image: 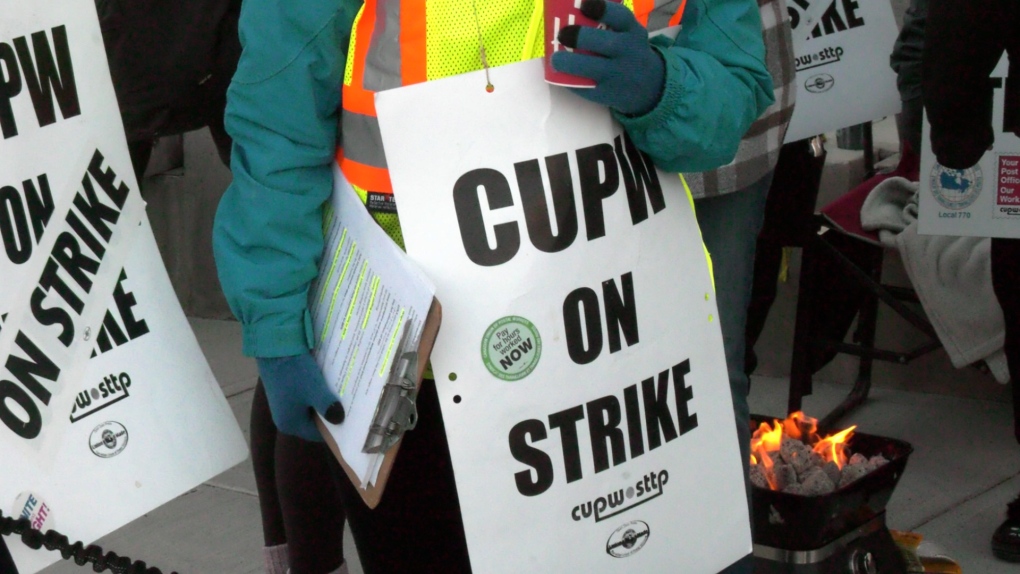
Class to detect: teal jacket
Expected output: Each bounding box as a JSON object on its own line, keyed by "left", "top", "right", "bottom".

{"left": 213, "top": 0, "right": 774, "bottom": 358}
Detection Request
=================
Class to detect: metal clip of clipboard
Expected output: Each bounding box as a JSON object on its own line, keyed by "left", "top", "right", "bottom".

{"left": 363, "top": 321, "right": 420, "bottom": 454}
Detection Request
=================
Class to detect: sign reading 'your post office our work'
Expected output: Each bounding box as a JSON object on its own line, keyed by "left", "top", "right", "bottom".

{"left": 377, "top": 59, "right": 749, "bottom": 573}
{"left": 783, "top": 0, "right": 901, "bottom": 142}
{"left": 919, "top": 56, "right": 1020, "bottom": 239}
{"left": 1, "top": 2, "right": 246, "bottom": 572}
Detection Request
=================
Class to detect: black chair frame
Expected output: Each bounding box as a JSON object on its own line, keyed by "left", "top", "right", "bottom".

{"left": 787, "top": 217, "right": 943, "bottom": 432}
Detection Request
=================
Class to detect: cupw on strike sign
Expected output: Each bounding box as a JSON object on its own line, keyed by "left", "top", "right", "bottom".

{"left": 0, "top": 2, "right": 246, "bottom": 572}
{"left": 376, "top": 58, "right": 748, "bottom": 573}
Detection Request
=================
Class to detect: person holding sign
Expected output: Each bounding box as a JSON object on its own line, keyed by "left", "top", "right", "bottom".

{"left": 681, "top": 0, "right": 795, "bottom": 525}
{"left": 923, "top": 0, "right": 1020, "bottom": 562}
{"left": 96, "top": 3, "right": 350, "bottom": 572}
{"left": 213, "top": 0, "right": 774, "bottom": 572}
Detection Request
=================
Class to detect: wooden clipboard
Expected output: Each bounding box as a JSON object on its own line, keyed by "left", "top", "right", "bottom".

{"left": 317, "top": 297, "right": 442, "bottom": 509}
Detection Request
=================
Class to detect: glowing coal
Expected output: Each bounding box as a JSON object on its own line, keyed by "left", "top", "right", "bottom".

{"left": 749, "top": 412, "right": 888, "bottom": 496}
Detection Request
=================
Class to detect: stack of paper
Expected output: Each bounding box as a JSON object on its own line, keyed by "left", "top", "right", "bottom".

{"left": 310, "top": 167, "right": 436, "bottom": 487}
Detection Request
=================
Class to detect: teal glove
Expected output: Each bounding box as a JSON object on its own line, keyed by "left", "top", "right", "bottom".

{"left": 256, "top": 354, "right": 345, "bottom": 442}
{"left": 551, "top": 0, "right": 666, "bottom": 116}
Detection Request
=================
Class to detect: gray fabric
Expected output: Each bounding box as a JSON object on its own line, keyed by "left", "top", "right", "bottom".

{"left": 889, "top": 0, "right": 927, "bottom": 102}
{"left": 264, "top": 543, "right": 289, "bottom": 574}
{"left": 858, "top": 176, "right": 918, "bottom": 244}
{"left": 860, "top": 177, "right": 1010, "bottom": 382}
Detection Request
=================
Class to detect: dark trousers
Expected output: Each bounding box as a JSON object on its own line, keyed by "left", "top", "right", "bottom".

{"left": 0, "top": 536, "right": 17, "bottom": 574}
{"left": 250, "top": 383, "right": 347, "bottom": 574}
{"left": 329, "top": 380, "right": 472, "bottom": 574}
{"left": 991, "top": 238, "right": 1020, "bottom": 444}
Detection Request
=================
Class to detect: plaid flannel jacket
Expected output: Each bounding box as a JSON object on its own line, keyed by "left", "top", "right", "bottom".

{"left": 683, "top": 0, "right": 797, "bottom": 198}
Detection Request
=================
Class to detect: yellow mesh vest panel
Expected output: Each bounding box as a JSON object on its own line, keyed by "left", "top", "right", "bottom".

{"left": 359, "top": 0, "right": 541, "bottom": 247}
{"left": 344, "top": 5, "right": 364, "bottom": 87}
{"left": 348, "top": 0, "right": 642, "bottom": 247}
{"left": 355, "top": 183, "right": 406, "bottom": 249}
{"left": 425, "top": 1, "right": 536, "bottom": 80}
{"left": 422, "top": 0, "right": 640, "bottom": 79}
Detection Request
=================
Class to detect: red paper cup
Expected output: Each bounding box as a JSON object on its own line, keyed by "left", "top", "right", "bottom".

{"left": 544, "top": 0, "right": 617, "bottom": 87}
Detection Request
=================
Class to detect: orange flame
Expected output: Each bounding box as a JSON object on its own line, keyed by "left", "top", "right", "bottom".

{"left": 812, "top": 425, "right": 857, "bottom": 469}
{"left": 750, "top": 421, "right": 784, "bottom": 489}
{"left": 750, "top": 412, "right": 857, "bottom": 489}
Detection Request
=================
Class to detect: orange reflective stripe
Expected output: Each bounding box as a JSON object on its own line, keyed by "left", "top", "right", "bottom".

{"left": 668, "top": 0, "right": 687, "bottom": 26}
{"left": 401, "top": 0, "right": 428, "bottom": 85}
{"left": 337, "top": 149, "right": 394, "bottom": 193}
{"left": 343, "top": 84, "right": 376, "bottom": 115}
{"left": 632, "top": 0, "right": 655, "bottom": 25}
{"left": 344, "top": 0, "right": 378, "bottom": 116}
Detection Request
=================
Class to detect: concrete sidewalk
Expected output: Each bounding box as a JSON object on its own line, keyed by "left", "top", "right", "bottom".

{"left": 33, "top": 317, "right": 1020, "bottom": 573}
{"left": 36, "top": 319, "right": 361, "bottom": 574}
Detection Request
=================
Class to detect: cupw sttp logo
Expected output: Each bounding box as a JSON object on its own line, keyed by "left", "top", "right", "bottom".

{"left": 71, "top": 372, "right": 133, "bottom": 423}
{"left": 572, "top": 470, "right": 669, "bottom": 523}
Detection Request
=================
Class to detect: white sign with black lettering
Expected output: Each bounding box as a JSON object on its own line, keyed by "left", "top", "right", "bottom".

{"left": 784, "top": 0, "right": 901, "bottom": 142}
{"left": 377, "top": 59, "right": 748, "bottom": 573}
{"left": 918, "top": 57, "right": 1020, "bottom": 238}
{"left": 0, "top": 1, "right": 247, "bottom": 572}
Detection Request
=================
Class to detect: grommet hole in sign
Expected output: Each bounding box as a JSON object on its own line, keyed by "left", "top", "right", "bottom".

{"left": 447, "top": 373, "right": 463, "bottom": 403}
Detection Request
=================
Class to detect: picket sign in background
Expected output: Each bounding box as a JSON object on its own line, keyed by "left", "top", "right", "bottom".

{"left": 783, "top": 0, "right": 902, "bottom": 142}
{"left": 4, "top": 221, "right": 248, "bottom": 573}
{"left": 1, "top": 1, "right": 247, "bottom": 572}
{"left": 378, "top": 59, "right": 749, "bottom": 573}
{"left": 918, "top": 56, "right": 1020, "bottom": 238}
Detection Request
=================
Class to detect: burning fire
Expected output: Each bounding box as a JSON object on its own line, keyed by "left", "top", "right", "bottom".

{"left": 750, "top": 412, "right": 856, "bottom": 491}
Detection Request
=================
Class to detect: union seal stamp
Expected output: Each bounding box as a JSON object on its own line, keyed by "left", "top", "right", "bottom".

{"left": 930, "top": 162, "right": 983, "bottom": 210}
{"left": 89, "top": 421, "right": 129, "bottom": 458}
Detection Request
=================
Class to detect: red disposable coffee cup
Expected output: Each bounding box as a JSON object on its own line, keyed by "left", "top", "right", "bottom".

{"left": 544, "top": 0, "right": 618, "bottom": 87}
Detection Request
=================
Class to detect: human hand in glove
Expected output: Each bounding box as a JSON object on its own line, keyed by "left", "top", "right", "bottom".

{"left": 551, "top": 0, "right": 666, "bottom": 116}
{"left": 256, "top": 353, "right": 346, "bottom": 442}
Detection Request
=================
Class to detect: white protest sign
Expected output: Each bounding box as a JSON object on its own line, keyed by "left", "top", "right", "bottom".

{"left": 784, "top": 0, "right": 901, "bottom": 142}
{"left": 1, "top": 1, "right": 247, "bottom": 571}
{"left": 377, "top": 58, "right": 749, "bottom": 573}
{"left": 5, "top": 221, "right": 249, "bottom": 574}
{"left": 0, "top": 146, "right": 146, "bottom": 458}
{"left": 918, "top": 56, "right": 1020, "bottom": 238}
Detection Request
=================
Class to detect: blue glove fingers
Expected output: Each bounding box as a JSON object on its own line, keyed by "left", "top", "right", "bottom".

{"left": 573, "top": 25, "right": 631, "bottom": 58}
{"left": 586, "top": 0, "right": 644, "bottom": 34}
{"left": 550, "top": 50, "right": 613, "bottom": 82}
{"left": 553, "top": 0, "right": 664, "bottom": 116}
{"left": 257, "top": 354, "right": 344, "bottom": 442}
{"left": 286, "top": 354, "right": 345, "bottom": 424}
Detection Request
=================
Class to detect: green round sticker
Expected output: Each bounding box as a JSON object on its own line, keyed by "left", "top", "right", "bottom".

{"left": 481, "top": 316, "right": 542, "bottom": 381}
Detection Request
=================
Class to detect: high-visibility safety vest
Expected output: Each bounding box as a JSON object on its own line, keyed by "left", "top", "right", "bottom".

{"left": 338, "top": 0, "right": 686, "bottom": 243}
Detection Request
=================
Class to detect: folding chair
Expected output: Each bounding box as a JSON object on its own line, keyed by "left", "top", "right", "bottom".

{"left": 785, "top": 144, "right": 941, "bottom": 431}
